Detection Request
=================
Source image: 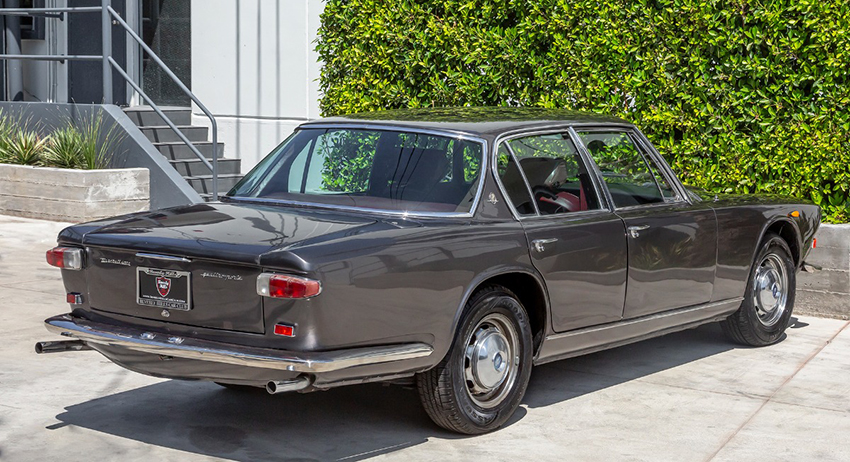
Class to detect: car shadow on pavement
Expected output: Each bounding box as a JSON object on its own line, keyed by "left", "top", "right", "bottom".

{"left": 52, "top": 320, "right": 801, "bottom": 461}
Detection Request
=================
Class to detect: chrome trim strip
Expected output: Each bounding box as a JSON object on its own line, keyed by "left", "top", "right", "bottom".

{"left": 504, "top": 142, "right": 541, "bottom": 216}
{"left": 135, "top": 253, "right": 192, "bottom": 263}
{"left": 224, "top": 196, "right": 476, "bottom": 219}
{"left": 44, "top": 314, "right": 433, "bottom": 373}
{"left": 298, "top": 123, "right": 487, "bottom": 142}
{"left": 544, "top": 297, "right": 743, "bottom": 342}
{"left": 226, "top": 124, "right": 489, "bottom": 219}
{"left": 631, "top": 127, "right": 693, "bottom": 205}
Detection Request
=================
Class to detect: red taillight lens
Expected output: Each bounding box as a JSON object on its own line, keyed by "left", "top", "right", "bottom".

{"left": 273, "top": 323, "right": 295, "bottom": 337}
{"left": 46, "top": 247, "right": 83, "bottom": 270}
{"left": 257, "top": 274, "right": 321, "bottom": 299}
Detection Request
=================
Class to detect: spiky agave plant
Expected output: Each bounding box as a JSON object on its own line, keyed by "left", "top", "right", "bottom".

{"left": 44, "top": 125, "right": 84, "bottom": 169}
{"left": 77, "top": 112, "right": 124, "bottom": 170}
{"left": 1, "top": 129, "right": 48, "bottom": 166}
{"left": 0, "top": 109, "right": 19, "bottom": 163}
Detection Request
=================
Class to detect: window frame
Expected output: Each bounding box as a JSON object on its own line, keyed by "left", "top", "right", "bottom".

{"left": 572, "top": 126, "right": 689, "bottom": 211}
{"left": 225, "top": 124, "right": 489, "bottom": 219}
{"left": 492, "top": 127, "right": 611, "bottom": 221}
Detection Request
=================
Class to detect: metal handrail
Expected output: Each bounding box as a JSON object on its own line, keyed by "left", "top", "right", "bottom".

{"left": 106, "top": 5, "right": 218, "bottom": 199}
{"left": 0, "top": 54, "right": 101, "bottom": 61}
{"left": 0, "top": 1, "right": 220, "bottom": 200}
{"left": 0, "top": 7, "right": 102, "bottom": 14}
{"left": 109, "top": 57, "right": 214, "bottom": 173}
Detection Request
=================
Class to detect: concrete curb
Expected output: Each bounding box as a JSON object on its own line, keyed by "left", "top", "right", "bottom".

{"left": 797, "top": 223, "right": 850, "bottom": 320}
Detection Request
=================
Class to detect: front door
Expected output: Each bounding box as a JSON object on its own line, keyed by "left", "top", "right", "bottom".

{"left": 576, "top": 130, "right": 717, "bottom": 319}
{"left": 496, "top": 132, "right": 628, "bottom": 333}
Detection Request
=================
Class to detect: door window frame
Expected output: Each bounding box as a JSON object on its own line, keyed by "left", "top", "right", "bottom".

{"left": 492, "top": 126, "right": 612, "bottom": 221}
{"left": 571, "top": 126, "right": 690, "bottom": 211}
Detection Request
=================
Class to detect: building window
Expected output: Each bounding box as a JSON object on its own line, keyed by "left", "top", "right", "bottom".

{"left": 20, "top": 0, "right": 46, "bottom": 41}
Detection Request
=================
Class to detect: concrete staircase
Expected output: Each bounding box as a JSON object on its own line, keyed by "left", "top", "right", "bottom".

{"left": 124, "top": 107, "right": 242, "bottom": 201}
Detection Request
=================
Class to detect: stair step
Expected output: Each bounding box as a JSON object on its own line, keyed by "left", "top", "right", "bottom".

{"left": 153, "top": 141, "right": 224, "bottom": 160}
{"left": 170, "top": 158, "right": 241, "bottom": 176}
{"left": 124, "top": 107, "right": 191, "bottom": 126}
{"left": 185, "top": 174, "right": 243, "bottom": 194}
{"left": 140, "top": 125, "right": 208, "bottom": 143}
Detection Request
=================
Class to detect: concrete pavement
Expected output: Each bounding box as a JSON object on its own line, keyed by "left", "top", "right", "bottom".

{"left": 0, "top": 214, "right": 848, "bottom": 462}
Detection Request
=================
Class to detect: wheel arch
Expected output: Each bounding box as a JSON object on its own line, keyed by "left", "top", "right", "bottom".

{"left": 760, "top": 217, "right": 802, "bottom": 268}
{"left": 451, "top": 267, "right": 550, "bottom": 357}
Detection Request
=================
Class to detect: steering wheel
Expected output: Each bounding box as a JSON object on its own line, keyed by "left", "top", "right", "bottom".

{"left": 532, "top": 186, "right": 570, "bottom": 213}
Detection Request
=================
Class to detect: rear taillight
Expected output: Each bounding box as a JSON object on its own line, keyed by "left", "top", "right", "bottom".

{"left": 257, "top": 273, "right": 321, "bottom": 299}
{"left": 46, "top": 247, "right": 83, "bottom": 270}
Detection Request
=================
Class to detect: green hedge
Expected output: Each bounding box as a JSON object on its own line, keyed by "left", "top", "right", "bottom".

{"left": 316, "top": 0, "right": 850, "bottom": 222}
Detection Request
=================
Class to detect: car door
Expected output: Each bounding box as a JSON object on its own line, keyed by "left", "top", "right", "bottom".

{"left": 575, "top": 129, "right": 717, "bottom": 319}
{"left": 495, "top": 131, "right": 628, "bottom": 332}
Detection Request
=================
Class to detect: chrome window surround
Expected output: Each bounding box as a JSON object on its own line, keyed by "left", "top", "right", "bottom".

{"left": 492, "top": 124, "right": 614, "bottom": 221}
{"left": 226, "top": 124, "right": 489, "bottom": 219}
{"left": 570, "top": 126, "right": 691, "bottom": 212}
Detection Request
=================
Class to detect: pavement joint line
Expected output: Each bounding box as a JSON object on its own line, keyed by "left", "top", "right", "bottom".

{"left": 703, "top": 320, "right": 850, "bottom": 462}
{"left": 768, "top": 399, "right": 850, "bottom": 416}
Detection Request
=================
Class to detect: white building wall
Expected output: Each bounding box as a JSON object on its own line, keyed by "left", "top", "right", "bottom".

{"left": 190, "top": 0, "right": 324, "bottom": 171}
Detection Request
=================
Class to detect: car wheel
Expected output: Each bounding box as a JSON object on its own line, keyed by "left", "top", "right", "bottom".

{"left": 721, "top": 232, "right": 796, "bottom": 346}
{"left": 416, "top": 285, "right": 533, "bottom": 434}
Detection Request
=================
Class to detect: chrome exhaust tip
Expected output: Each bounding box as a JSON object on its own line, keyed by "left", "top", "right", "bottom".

{"left": 266, "top": 376, "right": 311, "bottom": 394}
{"left": 35, "top": 340, "right": 91, "bottom": 354}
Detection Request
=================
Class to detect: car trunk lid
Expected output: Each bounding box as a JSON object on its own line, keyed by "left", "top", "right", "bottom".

{"left": 78, "top": 202, "right": 376, "bottom": 333}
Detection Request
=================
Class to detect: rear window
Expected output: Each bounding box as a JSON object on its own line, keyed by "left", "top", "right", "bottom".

{"left": 228, "top": 128, "right": 484, "bottom": 214}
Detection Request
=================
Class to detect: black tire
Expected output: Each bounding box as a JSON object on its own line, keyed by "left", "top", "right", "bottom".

{"left": 721, "top": 232, "right": 796, "bottom": 346}
{"left": 416, "top": 285, "right": 533, "bottom": 435}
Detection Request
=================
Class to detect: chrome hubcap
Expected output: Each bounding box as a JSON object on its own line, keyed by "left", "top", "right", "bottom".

{"left": 464, "top": 313, "right": 520, "bottom": 409}
{"left": 753, "top": 253, "right": 789, "bottom": 326}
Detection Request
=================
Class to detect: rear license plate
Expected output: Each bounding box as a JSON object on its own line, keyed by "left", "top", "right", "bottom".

{"left": 137, "top": 267, "right": 192, "bottom": 311}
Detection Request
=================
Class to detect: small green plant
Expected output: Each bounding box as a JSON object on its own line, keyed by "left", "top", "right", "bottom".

{"left": 0, "top": 109, "right": 14, "bottom": 157}
{"left": 0, "top": 130, "right": 48, "bottom": 166}
{"left": 76, "top": 112, "right": 122, "bottom": 170}
{"left": 44, "top": 126, "right": 84, "bottom": 169}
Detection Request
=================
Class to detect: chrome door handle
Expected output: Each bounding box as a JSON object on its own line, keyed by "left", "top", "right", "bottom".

{"left": 532, "top": 238, "right": 558, "bottom": 252}
{"left": 627, "top": 225, "right": 650, "bottom": 238}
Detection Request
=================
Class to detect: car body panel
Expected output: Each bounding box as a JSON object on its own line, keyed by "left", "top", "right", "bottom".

{"left": 617, "top": 203, "right": 718, "bottom": 318}
{"left": 521, "top": 211, "right": 628, "bottom": 332}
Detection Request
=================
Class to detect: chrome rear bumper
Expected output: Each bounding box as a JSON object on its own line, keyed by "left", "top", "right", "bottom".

{"left": 42, "top": 314, "right": 433, "bottom": 373}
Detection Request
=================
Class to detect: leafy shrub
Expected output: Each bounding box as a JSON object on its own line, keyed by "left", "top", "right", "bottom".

{"left": 316, "top": 0, "right": 850, "bottom": 223}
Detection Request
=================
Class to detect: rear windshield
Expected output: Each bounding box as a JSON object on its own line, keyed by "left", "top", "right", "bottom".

{"left": 227, "top": 128, "right": 484, "bottom": 214}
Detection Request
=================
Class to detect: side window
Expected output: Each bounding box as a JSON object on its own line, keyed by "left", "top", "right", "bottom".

{"left": 642, "top": 147, "right": 677, "bottom": 199}
{"left": 577, "top": 131, "right": 673, "bottom": 208}
{"left": 507, "top": 133, "right": 601, "bottom": 215}
{"left": 497, "top": 145, "right": 535, "bottom": 216}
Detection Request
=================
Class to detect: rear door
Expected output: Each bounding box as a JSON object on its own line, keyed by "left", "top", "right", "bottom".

{"left": 575, "top": 129, "right": 717, "bottom": 319}
{"left": 495, "top": 131, "right": 628, "bottom": 332}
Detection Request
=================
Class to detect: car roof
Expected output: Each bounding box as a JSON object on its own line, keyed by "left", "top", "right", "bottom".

{"left": 300, "top": 106, "right": 634, "bottom": 138}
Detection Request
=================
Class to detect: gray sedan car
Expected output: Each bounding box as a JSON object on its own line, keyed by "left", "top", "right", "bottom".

{"left": 39, "top": 107, "right": 819, "bottom": 434}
